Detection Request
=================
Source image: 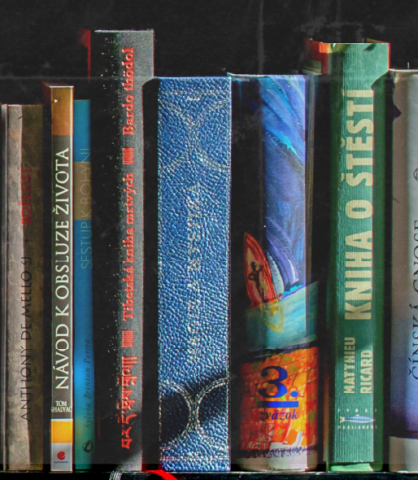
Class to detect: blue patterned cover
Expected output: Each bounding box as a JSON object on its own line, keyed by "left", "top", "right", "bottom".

{"left": 157, "top": 77, "right": 231, "bottom": 472}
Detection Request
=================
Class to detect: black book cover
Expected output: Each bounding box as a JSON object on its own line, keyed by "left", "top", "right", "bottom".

{"left": 91, "top": 30, "right": 154, "bottom": 470}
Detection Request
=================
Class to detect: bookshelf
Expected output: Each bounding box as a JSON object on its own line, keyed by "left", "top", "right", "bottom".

{"left": 0, "top": 0, "right": 417, "bottom": 477}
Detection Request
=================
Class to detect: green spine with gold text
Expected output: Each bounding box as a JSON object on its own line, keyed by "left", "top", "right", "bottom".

{"left": 325, "top": 43, "right": 388, "bottom": 470}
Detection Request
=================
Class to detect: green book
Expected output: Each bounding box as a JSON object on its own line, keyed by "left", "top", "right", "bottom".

{"left": 304, "top": 40, "right": 389, "bottom": 471}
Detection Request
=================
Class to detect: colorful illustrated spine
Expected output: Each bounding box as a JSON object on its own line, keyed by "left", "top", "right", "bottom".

{"left": 1, "top": 105, "right": 44, "bottom": 470}
{"left": 239, "top": 347, "right": 319, "bottom": 470}
{"left": 231, "top": 75, "right": 318, "bottom": 471}
{"left": 390, "top": 70, "right": 418, "bottom": 472}
{"left": 91, "top": 30, "right": 154, "bottom": 469}
{"left": 74, "top": 100, "right": 95, "bottom": 470}
{"left": 157, "top": 77, "right": 232, "bottom": 471}
{"left": 304, "top": 40, "right": 389, "bottom": 471}
{"left": 50, "top": 86, "right": 74, "bottom": 472}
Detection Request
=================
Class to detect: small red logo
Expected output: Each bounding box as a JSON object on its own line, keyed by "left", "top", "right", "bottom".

{"left": 57, "top": 451, "right": 65, "bottom": 460}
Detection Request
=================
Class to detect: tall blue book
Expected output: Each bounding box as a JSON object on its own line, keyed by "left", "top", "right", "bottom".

{"left": 155, "top": 77, "right": 232, "bottom": 471}
{"left": 74, "top": 100, "right": 95, "bottom": 469}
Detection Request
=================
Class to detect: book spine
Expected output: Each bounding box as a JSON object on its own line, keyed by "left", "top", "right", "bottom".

{"left": 231, "top": 75, "right": 318, "bottom": 471}
{"left": 91, "top": 30, "right": 154, "bottom": 469}
{"left": 50, "top": 86, "right": 74, "bottom": 472}
{"left": 157, "top": 77, "right": 231, "bottom": 472}
{"left": 302, "top": 39, "right": 333, "bottom": 74}
{"left": 239, "top": 347, "right": 319, "bottom": 468}
{"left": 324, "top": 43, "right": 388, "bottom": 469}
{"left": 0, "top": 104, "right": 5, "bottom": 469}
{"left": 389, "top": 70, "right": 418, "bottom": 472}
{"left": 1, "top": 105, "right": 44, "bottom": 470}
{"left": 73, "top": 100, "right": 94, "bottom": 470}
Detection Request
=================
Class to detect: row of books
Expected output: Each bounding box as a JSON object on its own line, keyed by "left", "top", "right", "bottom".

{"left": 1, "top": 92, "right": 93, "bottom": 471}
{"left": 0, "top": 29, "right": 417, "bottom": 474}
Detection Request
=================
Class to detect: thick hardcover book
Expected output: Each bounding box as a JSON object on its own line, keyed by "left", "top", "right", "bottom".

{"left": 50, "top": 86, "right": 74, "bottom": 472}
{"left": 304, "top": 40, "right": 389, "bottom": 471}
{"left": 389, "top": 70, "right": 418, "bottom": 472}
{"left": 230, "top": 75, "right": 318, "bottom": 471}
{"left": 74, "top": 100, "right": 94, "bottom": 470}
{"left": 155, "top": 77, "right": 231, "bottom": 471}
{"left": 91, "top": 30, "right": 154, "bottom": 469}
{"left": 1, "top": 105, "right": 44, "bottom": 470}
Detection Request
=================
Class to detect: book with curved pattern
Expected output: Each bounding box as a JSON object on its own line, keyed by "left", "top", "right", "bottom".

{"left": 154, "top": 77, "right": 232, "bottom": 472}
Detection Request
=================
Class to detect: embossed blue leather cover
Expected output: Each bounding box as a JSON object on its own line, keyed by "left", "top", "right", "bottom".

{"left": 157, "top": 77, "right": 231, "bottom": 472}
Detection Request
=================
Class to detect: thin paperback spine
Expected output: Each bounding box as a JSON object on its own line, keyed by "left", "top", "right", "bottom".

{"left": 389, "top": 70, "right": 418, "bottom": 472}
{"left": 157, "top": 77, "right": 231, "bottom": 472}
{"left": 0, "top": 103, "right": 6, "bottom": 469}
{"left": 50, "top": 86, "right": 74, "bottom": 472}
{"left": 74, "top": 100, "right": 94, "bottom": 469}
{"left": 1, "top": 105, "right": 44, "bottom": 470}
{"left": 91, "top": 30, "right": 154, "bottom": 469}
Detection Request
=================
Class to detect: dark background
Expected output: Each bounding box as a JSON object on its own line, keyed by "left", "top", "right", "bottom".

{"left": 1, "top": 0, "right": 418, "bottom": 95}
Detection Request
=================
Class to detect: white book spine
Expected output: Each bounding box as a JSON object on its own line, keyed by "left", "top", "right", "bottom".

{"left": 390, "top": 70, "right": 418, "bottom": 472}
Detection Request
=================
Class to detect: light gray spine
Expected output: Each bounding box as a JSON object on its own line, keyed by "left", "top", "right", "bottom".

{"left": 1, "top": 105, "right": 44, "bottom": 470}
{"left": 390, "top": 70, "right": 418, "bottom": 472}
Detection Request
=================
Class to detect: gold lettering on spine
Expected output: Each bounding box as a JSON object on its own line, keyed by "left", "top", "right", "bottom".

{"left": 53, "top": 146, "right": 71, "bottom": 389}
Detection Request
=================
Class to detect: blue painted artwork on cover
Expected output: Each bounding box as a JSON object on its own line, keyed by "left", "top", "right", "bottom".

{"left": 238, "top": 76, "right": 317, "bottom": 353}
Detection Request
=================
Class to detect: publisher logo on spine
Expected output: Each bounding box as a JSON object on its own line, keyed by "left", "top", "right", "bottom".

{"left": 83, "top": 440, "right": 94, "bottom": 453}
{"left": 57, "top": 451, "right": 65, "bottom": 460}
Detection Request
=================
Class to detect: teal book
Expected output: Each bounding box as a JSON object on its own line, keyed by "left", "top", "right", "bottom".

{"left": 304, "top": 40, "right": 389, "bottom": 471}
{"left": 74, "top": 100, "right": 95, "bottom": 469}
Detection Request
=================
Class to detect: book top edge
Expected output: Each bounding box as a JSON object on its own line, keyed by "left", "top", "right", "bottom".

{"left": 154, "top": 77, "right": 232, "bottom": 83}
{"left": 94, "top": 29, "right": 154, "bottom": 33}
{"left": 2, "top": 104, "right": 43, "bottom": 108}
{"left": 307, "top": 39, "right": 389, "bottom": 46}
{"left": 227, "top": 73, "right": 309, "bottom": 79}
{"left": 390, "top": 68, "right": 418, "bottom": 73}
